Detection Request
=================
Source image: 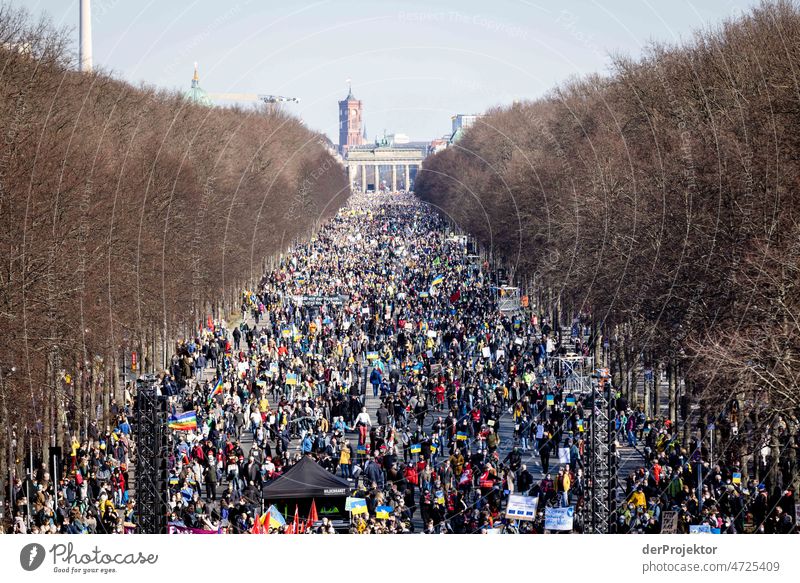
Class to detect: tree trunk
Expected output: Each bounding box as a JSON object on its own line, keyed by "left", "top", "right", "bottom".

{"left": 668, "top": 360, "right": 677, "bottom": 426}
{"left": 653, "top": 362, "right": 661, "bottom": 419}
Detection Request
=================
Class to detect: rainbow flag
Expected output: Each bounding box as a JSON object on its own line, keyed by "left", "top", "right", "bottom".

{"left": 208, "top": 377, "right": 224, "bottom": 402}
{"left": 168, "top": 411, "right": 197, "bottom": 431}
{"left": 431, "top": 274, "right": 444, "bottom": 287}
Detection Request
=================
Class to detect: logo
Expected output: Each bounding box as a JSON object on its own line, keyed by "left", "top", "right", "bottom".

{"left": 20, "top": 543, "right": 46, "bottom": 571}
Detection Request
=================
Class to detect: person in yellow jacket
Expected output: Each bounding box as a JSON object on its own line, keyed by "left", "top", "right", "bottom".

{"left": 554, "top": 468, "right": 571, "bottom": 507}
{"left": 628, "top": 485, "right": 647, "bottom": 508}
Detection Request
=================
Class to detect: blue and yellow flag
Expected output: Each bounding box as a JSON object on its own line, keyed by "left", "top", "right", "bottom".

{"left": 375, "top": 505, "right": 393, "bottom": 519}
{"left": 346, "top": 498, "right": 368, "bottom": 515}
{"left": 265, "top": 505, "right": 286, "bottom": 528}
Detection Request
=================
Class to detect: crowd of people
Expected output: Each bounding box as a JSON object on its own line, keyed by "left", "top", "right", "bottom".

{"left": 3, "top": 191, "right": 797, "bottom": 535}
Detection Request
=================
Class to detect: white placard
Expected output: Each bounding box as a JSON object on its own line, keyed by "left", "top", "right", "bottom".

{"left": 506, "top": 494, "right": 539, "bottom": 522}
{"left": 544, "top": 506, "right": 574, "bottom": 531}
{"left": 481, "top": 347, "right": 491, "bottom": 358}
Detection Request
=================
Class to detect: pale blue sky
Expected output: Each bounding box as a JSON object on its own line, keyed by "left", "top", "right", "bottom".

{"left": 21, "top": 0, "right": 759, "bottom": 143}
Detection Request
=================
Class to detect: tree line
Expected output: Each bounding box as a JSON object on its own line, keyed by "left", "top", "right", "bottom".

{"left": 417, "top": 1, "right": 800, "bottom": 485}
{"left": 0, "top": 5, "right": 347, "bottom": 486}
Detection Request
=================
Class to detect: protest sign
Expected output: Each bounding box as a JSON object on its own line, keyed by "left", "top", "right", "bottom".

{"left": 661, "top": 511, "right": 678, "bottom": 534}
{"left": 544, "top": 506, "right": 574, "bottom": 531}
{"left": 505, "top": 494, "right": 539, "bottom": 522}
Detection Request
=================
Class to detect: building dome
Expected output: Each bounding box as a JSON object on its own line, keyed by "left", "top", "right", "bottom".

{"left": 184, "top": 63, "right": 213, "bottom": 107}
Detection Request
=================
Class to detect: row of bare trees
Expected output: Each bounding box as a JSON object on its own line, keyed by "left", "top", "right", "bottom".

{"left": 417, "top": 1, "right": 800, "bottom": 485}
{"left": 0, "top": 6, "right": 347, "bottom": 490}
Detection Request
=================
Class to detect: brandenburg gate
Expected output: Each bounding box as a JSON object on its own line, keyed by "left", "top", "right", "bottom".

{"left": 345, "top": 145, "right": 424, "bottom": 192}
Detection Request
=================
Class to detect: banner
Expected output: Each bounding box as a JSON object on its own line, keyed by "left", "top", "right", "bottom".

{"left": 506, "top": 494, "right": 538, "bottom": 522}
{"left": 167, "top": 523, "right": 219, "bottom": 534}
{"left": 293, "top": 294, "right": 348, "bottom": 307}
{"left": 544, "top": 506, "right": 574, "bottom": 531}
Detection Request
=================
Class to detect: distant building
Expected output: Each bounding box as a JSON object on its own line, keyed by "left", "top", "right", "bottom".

{"left": 338, "top": 85, "right": 365, "bottom": 155}
{"left": 185, "top": 63, "right": 213, "bottom": 107}
{"left": 450, "top": 113, "right": 481, "bottom": 143}
{"left": 387, "top": 133, "right": 410, "bottom": 145}
{"left": 428, "top": 137, "right": 449, "bottom": 155}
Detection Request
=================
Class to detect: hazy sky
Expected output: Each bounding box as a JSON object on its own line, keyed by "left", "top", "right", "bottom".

{"left": 22, "top": 0, "right": 760, "bottom": 143}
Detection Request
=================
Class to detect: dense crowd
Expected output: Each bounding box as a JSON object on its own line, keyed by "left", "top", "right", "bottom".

{"left": 3, "top": 191, "right": 797, "bottom": 534}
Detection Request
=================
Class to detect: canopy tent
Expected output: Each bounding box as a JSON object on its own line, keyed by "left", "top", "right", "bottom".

{"left": 261, "top": 456, "right": 350, "bottom": 499}
{"left": 261, "top": 456, "right": 351, "bottom": 531}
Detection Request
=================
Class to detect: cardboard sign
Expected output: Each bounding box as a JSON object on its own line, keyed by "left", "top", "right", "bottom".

{"left": 661, "top": 511, "right": 678, "bottom": 534}
{"left": 506, "top": 494, "right": 539, "bottom": 522}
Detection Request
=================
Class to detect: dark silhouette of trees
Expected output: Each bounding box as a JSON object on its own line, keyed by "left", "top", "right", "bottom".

{"left": 417, "top": 0, "right": 800, "bottom": 485}
{"left": 0, "top": 5, "right": 347, "bottom": 487}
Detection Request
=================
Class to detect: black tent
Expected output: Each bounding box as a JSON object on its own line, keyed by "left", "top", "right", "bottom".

{"left": 262, "top": 456, "right": 350, "bottom": 498}
{"left": 261, "top": 456, "right": 351, "bottom": 528}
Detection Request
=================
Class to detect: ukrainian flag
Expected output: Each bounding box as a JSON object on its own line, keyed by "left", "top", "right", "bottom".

{"left": 375, "top": 505, "right": 393, "bottom": 519}
{"left": 347, "top": 498, "right": 368, "bottom": 515}
{"left": 456, "top": 432, "right": 468, "bottom": 441}
{"left": 431, "top": 274, "right": 445, "bottom": 287}
{"left": 266, "top": 505, "right": 286, "bottom": 528}
{"left": 286, "top": 373, "right": 298, "bottom": 386}
{"left": 410, "top": 443, "right": 421, "bottom": 454}
{"left": 168, "top": 411, "right": 197, "bottom": 431}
